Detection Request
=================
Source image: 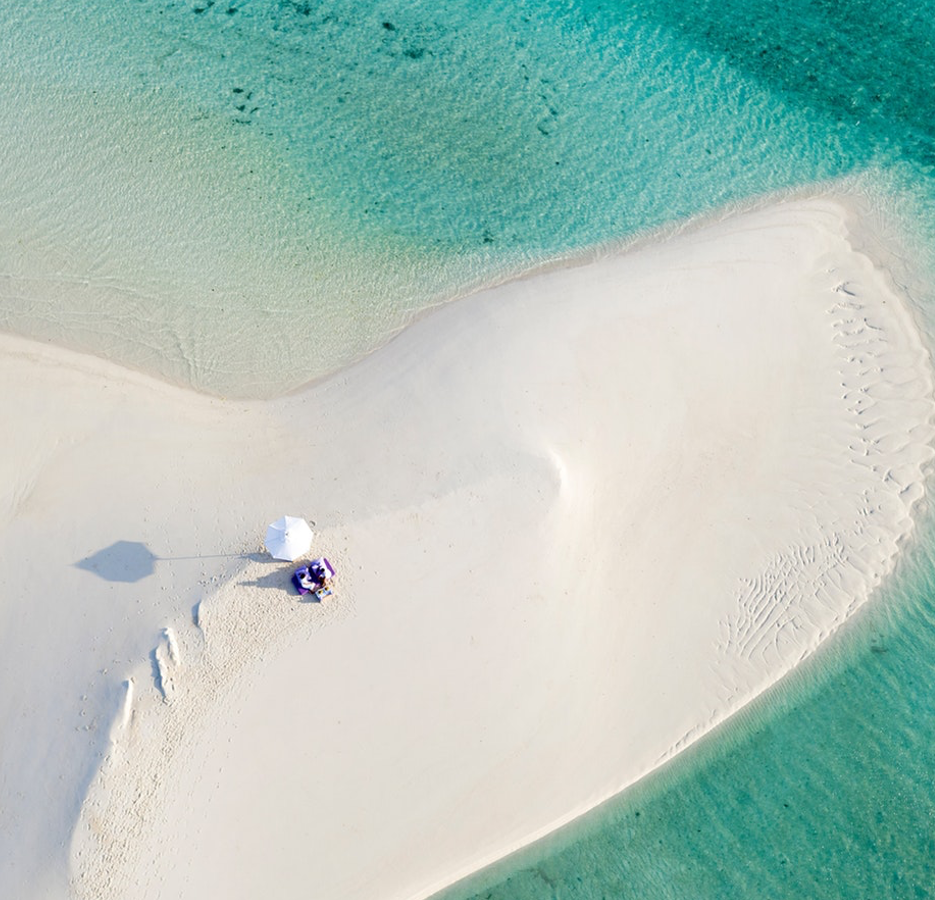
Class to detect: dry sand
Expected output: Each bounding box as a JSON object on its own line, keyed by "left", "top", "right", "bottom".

{"left": 0, "top": 197, "right": 931, "bottom": 900}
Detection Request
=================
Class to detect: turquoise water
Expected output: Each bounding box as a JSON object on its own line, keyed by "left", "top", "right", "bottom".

{"left": 3, "top": 0, "right": 930, "bottom": 395}
{"left": 3, "top": 0, "right": 935, "bottom": 895}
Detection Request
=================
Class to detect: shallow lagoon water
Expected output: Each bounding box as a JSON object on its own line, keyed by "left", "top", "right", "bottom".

{"left": 1, "top": 0, "right": 918, "bottom": 396}
{"left": 3, "top": 0, "right": 935, "bottom": 896}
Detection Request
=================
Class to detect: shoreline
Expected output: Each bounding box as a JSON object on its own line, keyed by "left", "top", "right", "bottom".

{"left": 5, "top": 176, "right": 926, "bottom": 405}
{"left": 0, "top": 194, "right": 931, "bottom": 900}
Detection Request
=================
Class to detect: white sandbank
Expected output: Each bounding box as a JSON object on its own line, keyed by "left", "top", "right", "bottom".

{"left": 0, "top": 197, "right": 932, "bottom": 900}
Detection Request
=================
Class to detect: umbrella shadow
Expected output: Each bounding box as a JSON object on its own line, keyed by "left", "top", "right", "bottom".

{"left": 75, "top": 541, "right": 157, "bottom": 583}
{"left": 75, "top": 542, "right": 265, "bottom": 584}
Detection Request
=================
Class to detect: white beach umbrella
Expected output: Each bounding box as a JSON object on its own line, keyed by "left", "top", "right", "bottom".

{"left": 265, "top": 515, "right": 314, "bottom": 561}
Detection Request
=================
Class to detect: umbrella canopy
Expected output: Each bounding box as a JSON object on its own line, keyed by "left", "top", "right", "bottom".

{"left": 265, "top": 515, "right": 314, "bottom": 561}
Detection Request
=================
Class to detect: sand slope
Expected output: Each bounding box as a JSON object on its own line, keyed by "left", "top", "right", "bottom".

{"left": 0, "top": 197, "right": 931, "bottom": 900}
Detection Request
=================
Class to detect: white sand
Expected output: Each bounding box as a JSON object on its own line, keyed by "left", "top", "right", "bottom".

{"left": 0, "top": 197, "right": 931, "bottom": 900}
